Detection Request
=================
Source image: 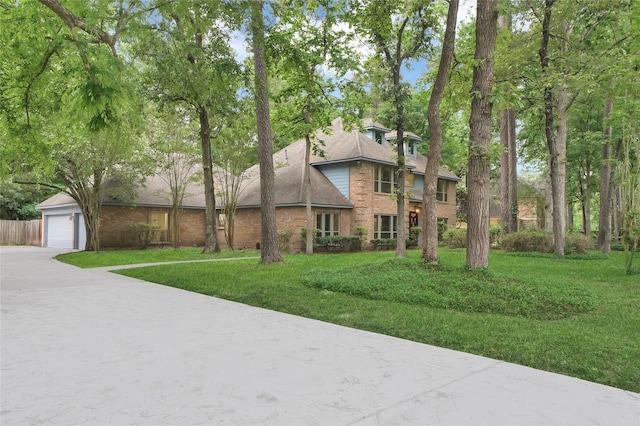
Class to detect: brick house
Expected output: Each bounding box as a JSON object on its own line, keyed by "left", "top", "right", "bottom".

{"left": 37, "top": 118, "right": 459, "bottom": 251}
{"left": 231, "top": 118, "right": 459, "bottom": 251}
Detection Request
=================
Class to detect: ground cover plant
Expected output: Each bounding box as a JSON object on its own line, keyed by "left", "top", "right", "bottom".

{"left": 56, "top": 247, "right": 258, "bottom": 268}
{"left": 108, "top": 248, "right": 639, "bottom": 392}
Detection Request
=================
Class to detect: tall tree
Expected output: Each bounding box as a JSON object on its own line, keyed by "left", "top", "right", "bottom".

{"left": 498, "top": 12, "right": 518, "bottom": 234}
{"left": 268, "top": 0, "right": 356, "bottom": 255}
{"left": 422, "top": 0, "right": 459, "bottom": 263}
{"left": 351, "top": 0, "right": 438, "bottom": 258}
{"left": 250, "top": 0, "right": 283, "bottom": 263}
{"left": 466, "top": 0, "right": 498, "bottom": 269}
{"left": 1, "top": 1, "right": 148, "bottom": 251}
{"left": 137, "top": 1, "right": 242, "bottom": 254}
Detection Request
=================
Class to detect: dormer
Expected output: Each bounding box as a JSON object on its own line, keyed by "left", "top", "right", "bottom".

{"left": 361, "top": 118, "right": 391, "bottom": 147}
{"left": 385, "top": 131, "right": 421, "bottom": 158}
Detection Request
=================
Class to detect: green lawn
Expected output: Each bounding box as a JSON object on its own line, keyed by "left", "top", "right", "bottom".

{"left": 56, "top": 247, "right": 259, "bottom": 268}
{"left": 67, "top": 248, "right": 639, "bottom": 392}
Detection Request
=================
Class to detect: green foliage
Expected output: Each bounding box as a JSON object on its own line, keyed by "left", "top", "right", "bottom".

{"left": 370, "top": 238, "right": 397, "bottom": 250}
{"left": 300, "top": 227, "right": 321, "bottom": 241}
{"left": 442, "top": 228, "right": 466, "bottom": 249}
{"left": 315, "top": 235, "right": 362, "bottom": 253}
{"left": 129, "top": 223, "right": 159, "bottom": 249}
{"left": 501, "top": 231, "right": 592, "bottom": 254}
{"left": 0, "top": 181, "right": 59, "bottom": 220}
{"left": 277, "top": 229, "right": 293, "bottom": 253}
{"left": 490, "top": 224, "right": 502, "bottom": 246}
{"left": 437, "top": 220, "right": 448, "bottom": 241}
{"left": 302, "top": 258, "right": 597, "bottom": 320}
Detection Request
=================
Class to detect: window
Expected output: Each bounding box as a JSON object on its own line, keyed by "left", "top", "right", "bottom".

{"left": 374, "top": 165, "right": 396, "bottom": 194}
{"left": 407, "top": 140, "right": 416, "bottom": 156}
{"left": 436, "top": 179, "right": 448, "bottom": 202}
{"left": 373, "top": 214, "right": 397, "bottom": 239}
{"left": 407, "top": 173, "right": 415, "bottom": 187}
{"left": 217, "top": 213, "right": 226, "bottom": 228}
{"left": 149, "top": 210, "right": 169, "bottom": 242}
{"left": 317, "top": 213, "right": 340, "bottom": 237}
{"left": 374, "top": 130, "right": 384, "bottom": 145}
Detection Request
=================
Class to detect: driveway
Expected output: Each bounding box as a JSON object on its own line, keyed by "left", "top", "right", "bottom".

{"left": 1, "top": 246, "right": 638, "bottom": 425}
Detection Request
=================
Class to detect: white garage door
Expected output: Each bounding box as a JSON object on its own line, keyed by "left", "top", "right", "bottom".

{"left": 74, "top": 213, "right": 86, "bottom": 250}
{"left": 46, "top": 215, "right": 73, "bottom": 248}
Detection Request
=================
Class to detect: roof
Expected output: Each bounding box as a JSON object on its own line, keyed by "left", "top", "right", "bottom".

{"left": 237, "top": 138, "right": 354, "bottom": 208}
{"left": 311, "top": 118, "right": 460, "bottom": 181}
{"left": 36, "top": 164, "right": 230, "bottom": 210}
{"left": 361, "top": 118, "right": 390, "bottom": 132}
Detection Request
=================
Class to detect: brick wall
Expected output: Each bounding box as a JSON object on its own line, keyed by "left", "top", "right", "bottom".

{"left": 98, "top": 205, "right": 208, "bottom": 249}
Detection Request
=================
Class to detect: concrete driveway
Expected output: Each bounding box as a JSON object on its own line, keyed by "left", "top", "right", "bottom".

{"left": 1, "top": 246, "right": 638, "bottom": 425}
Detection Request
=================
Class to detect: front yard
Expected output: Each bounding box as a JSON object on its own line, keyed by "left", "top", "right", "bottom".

{"left": 58, "top": 248, "right": 640, "bottom": 392}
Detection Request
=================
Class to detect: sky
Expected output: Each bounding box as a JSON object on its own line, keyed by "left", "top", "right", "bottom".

{"left": 230, "top": 0, "right": 477, "bottom": 85}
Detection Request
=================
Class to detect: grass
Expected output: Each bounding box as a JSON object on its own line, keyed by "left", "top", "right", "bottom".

{"left": 63, "top": 247, "right": 639, "bottom": 393}
{"left": 56, "top": 247, "right": 258, "bottom": 268}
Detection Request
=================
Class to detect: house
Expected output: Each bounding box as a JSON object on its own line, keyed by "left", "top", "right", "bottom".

{"left": 230, "top": 118, "right": 460, "bottom": 250}
{"left": 37, "top": 118, "right": 459, "bottom": 251}
{"left": 36, "top": 169, "right": 215, "bottom": 249}
{"left": 489, "top": 178, "right": 545, "bottom": 230}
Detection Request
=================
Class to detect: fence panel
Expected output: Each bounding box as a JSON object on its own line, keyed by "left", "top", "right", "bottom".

{"left": 0, "top": 220, "right": 42, "bottom": 246}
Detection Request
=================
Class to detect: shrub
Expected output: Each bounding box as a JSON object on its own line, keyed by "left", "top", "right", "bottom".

{"left": 437, "top": 221, "right": 448, "bottom": 241}
{"left": 501, "top": 230, "right": 552, "bottom": 253}
{"left": 370, "top": 238, "right": 397, "bottom": 250}
{"left": 502, "top": 230, "right": 593, "bottom": 254}
{"left": 442, "top": 228, "right": 466, "bottom": 249}
{"left": 277, "top": 229, "right": 293, "bottom": 253}
{"left": 564, "top": 233, "right": 592, "bottom": 254}
{"left": 129, "top": 223, "right": 159, "bottom": 249}
{"left": 315, "top": 235, "right": 362, "bottom": 252}
{"left": 354, "top": 226, "right": 368, "bottom": 250}
{"left": 408, "top": 226, "right": 422, "bottom": 248}
{"left": 490, "top": 224, "right": 502, "bottom": 246}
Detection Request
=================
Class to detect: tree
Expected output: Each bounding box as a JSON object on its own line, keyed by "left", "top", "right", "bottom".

{"left": 422, "top": 0, "right": 459, "bottom": 263}
{"left": 497, "top": 12, "right": 518, "bottom": 234}
{"left": 148, "top": 109, "right": 200, "bottom": 249}
{"left": 250, "top": 0, "right": 283, "bottom": 263}
{"left": 351, "top": 0, "right": 439, "bottom": 258}
{"left": 213, "top": 103, "right": 258, "bottom": 250}
{"left": 466, "top": 0, "right": 498, "bottom": 269}
{"left": 1, "top": 1, "right": 148, "bottom": 251}
{"left": 268, "top": 0, "right": 356, "bottom": 255}
{"left": 137, "top": 1, "right": 243, "bottom": 254}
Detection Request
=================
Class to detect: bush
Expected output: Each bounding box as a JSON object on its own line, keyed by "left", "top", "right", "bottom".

{"left": 354, "top": 226, "right": 368, "bottom": 250}
{"left": 370, "top": 238, "right": 397, "bottom": 250}
{"left": 315, "top": 235, "right": 362, "bottom": 252}
{"left": 490, "top": 224, "right": 502, "bottom": 246}
{"left": 442, "top": 228, "right": 466, "bottom": 249}
{"left": 277, "top": 229, "right": 293, "bottom": 253}
{"left": 437, "top": 221, "right": 448, "bottom": 241}
{"left": 408, "top": 226, "right": 422, "bottom": 248}
{"left": 564, "top": 233, "right": 592, "bottom": 254}
{"left": 129, "top": 223, "right": 159, "bottom": 249}
{"left": 502, "top": 230, "right": 592, "bottom": 254}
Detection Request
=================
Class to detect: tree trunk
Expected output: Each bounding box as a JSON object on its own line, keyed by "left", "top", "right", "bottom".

{"left": 584, "top": 157, "right": 592, "bottom": 236}
{"left": 466, "top": 0, "right": 497, "bottom": 270}
{"left": 423, "top": 0, "right": 458, "bottom": 263}
{"left": 304, "top": 133, "right": 313, "bottom": 255}
{"left": 555, "top": 85, "right": 569, "bottom": 251}
{"left": 394, "top": 68, "right": 407, "bottom": 259}
{"left": 544, "top": 159, "right": 553, "bottom": 231}
{"left": 539, "top": 0, "right": 564, "bottom": 257}
{"left": 598, "top": 97, "right": 614, "bottom": 252}
{"left": 198, "top": 105, "right": 220, "bottom": 253}
{"left": 251, "top": 0, "right": 282, "bottom": 263}
{"left": 498, "top": 13, "right": 518, "bottom": 235}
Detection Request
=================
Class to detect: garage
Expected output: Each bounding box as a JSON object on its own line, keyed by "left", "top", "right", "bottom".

{"left": 36, "top": 193, "right": 87, "bottom": 250}
{"left": 46, "top": 214, "right": 74, "bottom": 248}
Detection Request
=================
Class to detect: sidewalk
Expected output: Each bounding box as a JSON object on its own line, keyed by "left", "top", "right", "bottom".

{"left": 2, "top": 246, "right": 638, "bottom": 425}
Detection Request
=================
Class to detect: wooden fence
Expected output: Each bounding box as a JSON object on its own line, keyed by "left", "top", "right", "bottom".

{"left": 0, "top": 220, "right": 42, "bottom": 246}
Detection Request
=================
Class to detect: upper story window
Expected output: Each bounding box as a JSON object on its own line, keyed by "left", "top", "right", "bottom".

{"left": 437, "top": 178, "right": 448, "bottom": 202}
{"left": 374, "top": 130, "right": 385, "bottom": 145}
{"left": 407, "top": 173, "right": 415, "bottom": 187}
{"left": 374, "top": 164, "right": 396, "bottom": 194}
{"left": 407, "top": 140, "right": 417, "bottom": 156}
